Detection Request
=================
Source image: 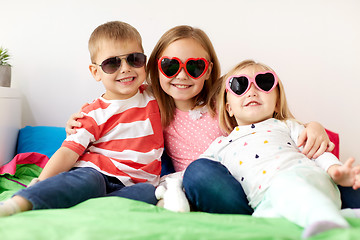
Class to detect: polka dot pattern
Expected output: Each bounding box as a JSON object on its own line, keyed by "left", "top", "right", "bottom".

{"left": 201, "top": 118, "right": 323, "bottom": 208}
{"left": 164, "top": 108, "right": 224, "bottom": 172}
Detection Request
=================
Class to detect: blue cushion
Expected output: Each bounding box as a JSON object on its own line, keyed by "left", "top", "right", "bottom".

{"left": 16, "top": 126, "right": 66, "bottom": 158}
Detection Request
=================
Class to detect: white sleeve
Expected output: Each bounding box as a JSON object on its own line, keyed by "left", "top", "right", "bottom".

{"left": 285, "top": 119, "right": 305, "bottom": 147}
{"left": 198, "top": 136, "right": 223, "bottom": 162}
{"left": 314, "top": 152, "right": 342, "bottom": 171}
{"left": 285, "top": 119, "right": 342, "bottom": 171}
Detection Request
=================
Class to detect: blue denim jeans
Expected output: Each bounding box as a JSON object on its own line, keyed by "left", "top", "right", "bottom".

{"left": 183, "top": 158, "right": 360, "bottom": 214}
{"left": 183, "top": 158, "right": 253, "bottom": 214}
{"left": 15, "top": 167, "right": 157, "bottom": 209}
{"left": 338, "top": 185, "right": 360, "bottom": 209}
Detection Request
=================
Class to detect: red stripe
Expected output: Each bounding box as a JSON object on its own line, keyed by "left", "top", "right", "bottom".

{"left": 82, "top": 98, "right": 110, "bottom": 114}
{"left": 93, "top": 133, "right": 163, "bottom": 153}
{"left": 77, "top": 116, "right": 101, "bottom": 140}
{"left": 112, "top": 159, "right": 161, "bottom": 175}
{"left": 62, "top": 141, "right": 86, "bottom": 155}
{"left": 92, "top": 99, "right": 163, "bottom": 152}
{"left": 141, "top": 160, "right": 161, "bottom": 175}
{"left": 79, "top": 154, "right": 157, "bottom": 183}
{"left": 80, "top": 154, "right": 129, "bottom": 176}
{"left": 100, "top": 100, "right": 159, "bottom": 134}
{"left": 79, "top": 100, "right": 161, "bottom": 142}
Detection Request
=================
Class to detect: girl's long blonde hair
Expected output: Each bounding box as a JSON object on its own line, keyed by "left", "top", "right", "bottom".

{"left": 218, "top": 60, "right": 295, "bottom": 134}
{"left": 146, "top": 25, "right": 221, "bottom": 127}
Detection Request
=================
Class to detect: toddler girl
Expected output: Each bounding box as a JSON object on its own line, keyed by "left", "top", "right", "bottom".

{"left": 198, "top": 59, "right": 360, "bottom": 238}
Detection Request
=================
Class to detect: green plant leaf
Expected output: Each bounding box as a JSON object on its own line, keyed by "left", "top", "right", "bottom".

{"left": 0, "top": 47, "right": 11, "bottom": 66}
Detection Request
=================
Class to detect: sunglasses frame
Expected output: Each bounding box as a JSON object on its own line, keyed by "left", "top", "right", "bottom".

{"left": 226, "top": 71, "right": 279, "bottom": 97}
{"left": 158, "top": 56, "right": 209, "bottom": 79}
{"left": 95, "top": 52, "right": 146, "bottom": 74}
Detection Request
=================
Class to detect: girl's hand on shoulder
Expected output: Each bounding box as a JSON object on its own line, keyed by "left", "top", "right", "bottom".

{"left": 298, "top": 121, "right": 334, "bottom": 159}
{"left": 65, "top": 103, "right": 88, "bottom": 136}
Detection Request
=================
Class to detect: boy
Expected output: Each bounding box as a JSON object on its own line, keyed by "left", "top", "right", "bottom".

{"left": 0, "top": 21, "right": 164, "bottom": 216}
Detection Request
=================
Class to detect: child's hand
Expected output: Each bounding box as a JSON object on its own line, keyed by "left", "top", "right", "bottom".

{"left": 354, "top": 170, "right": 360, "bottom": 190}
{"left": 65, "top": 103, "right": 89, "bottom": 136}
{"left": 298, "top": 121, "right": 335, "bottom": 159}
{"left": 27, "top": 178, "right": 40, "bottom": 187}
{"left": 327, "top": 157, "right": 360, "bottom": 189}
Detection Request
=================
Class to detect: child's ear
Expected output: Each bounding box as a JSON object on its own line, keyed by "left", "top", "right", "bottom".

{"left": 89, "top": 64, "right": 102, "bottom": 82}
{"left": 226, "top": 102, "right": 234, "bottom": 117}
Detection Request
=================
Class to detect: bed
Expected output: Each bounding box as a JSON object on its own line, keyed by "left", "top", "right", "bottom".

{"left": 1, "top": 126, "right": 360, "bottom": 240}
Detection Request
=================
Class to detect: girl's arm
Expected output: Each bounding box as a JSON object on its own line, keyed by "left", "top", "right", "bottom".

{"left": 38, "top": 147, "right": 80, "bottom": 181}
{"left": 65, "top": 112, "right": 83, "bottom": 135}
{"left": 327, "top": 157, "right": 360, "bottom": 190}
{"left": 65, "top": 103, "right": 89, "bottom": 135}
{"left": 298, "top": 121, "right": 335, "bottom": 159}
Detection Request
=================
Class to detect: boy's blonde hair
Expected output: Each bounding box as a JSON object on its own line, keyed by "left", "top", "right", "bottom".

{"left": 146, "top": 25, "right": 221, "bottom": 127}
{"left": 88, "top": 21, "right": 144, "bottom": 63}
{"left": 218, "top": 60, "right": 295, "bottom": 134}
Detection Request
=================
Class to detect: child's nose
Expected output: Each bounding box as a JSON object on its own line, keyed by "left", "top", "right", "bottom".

{"left": 246, "top": 83, "right": 258, "bottom": 96}
{"left": 176, "top": 67, "right": 188, "bottom": 79}
{"left": 119, "top": 59, "right": 131, "bottom": 73}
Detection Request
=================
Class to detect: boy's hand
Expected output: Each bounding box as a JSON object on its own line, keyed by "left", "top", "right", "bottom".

{"left": 327, "top": 157, "right": 360, "bottom": 189}
{"left": 298, "top": 121, "right": 334, "bottom": 159}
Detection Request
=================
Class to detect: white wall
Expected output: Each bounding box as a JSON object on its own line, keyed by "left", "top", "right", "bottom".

{"left": 1, "top": 0, "right": 359, "bottom": 162}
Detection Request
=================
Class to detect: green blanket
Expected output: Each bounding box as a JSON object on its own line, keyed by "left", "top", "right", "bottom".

{"left": 1, "top": 163, "right": 360, "bottom": 239}
{"left": 0, "top": 163, "right": 43, "bottom": 201}
{"left": 0, "top": 197, "right": 360, "bottom": 240}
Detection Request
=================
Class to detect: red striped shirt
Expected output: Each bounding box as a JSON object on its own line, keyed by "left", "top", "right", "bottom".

{"left": 62, "top": 86, "right": 163, "bottom": 186}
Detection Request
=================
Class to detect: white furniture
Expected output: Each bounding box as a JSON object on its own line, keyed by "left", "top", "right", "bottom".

{"left": 0, "top": 87, "right": 21, "bottom": 166}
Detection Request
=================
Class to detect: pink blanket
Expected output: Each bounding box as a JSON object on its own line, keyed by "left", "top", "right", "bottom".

{"left": 0, "top": 152, "right": 49, "bottom": 175}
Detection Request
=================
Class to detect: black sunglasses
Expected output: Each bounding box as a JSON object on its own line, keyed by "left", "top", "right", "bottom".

{"left": 226, "top": 71, "right": 279, "bottom": 97}
{"left": 95, "top": 52, "right": 146, "bottom": 74}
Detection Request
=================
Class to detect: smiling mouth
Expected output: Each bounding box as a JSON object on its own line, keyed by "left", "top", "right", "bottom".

{"left": 172, "top": 84, "right": 191, "bottom": 89}
{"left": 244, "top": 101, "right": 261, "bottom": 107}
{"left": 117, "top": 77, "right": 134, "bottom": 83}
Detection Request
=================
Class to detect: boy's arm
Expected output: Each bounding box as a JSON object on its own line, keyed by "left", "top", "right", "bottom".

{"left": 38, "top": 147, "right": 80, "bottom": 181}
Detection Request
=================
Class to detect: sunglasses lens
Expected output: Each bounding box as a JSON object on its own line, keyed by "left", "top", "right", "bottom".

{"left": 186, "top": 60, "right": 206, "bottom": 78}
{"left": 160, "top": 58, "right": 180, "bottom": 77}
{"left": 127, "top": 53, "right": 146, "bottom": 68}
{"left": 101, "top": 57, "right": 121, "bottom": 74}
{"left": 256, "top": 73, "right": 276, "bottom": 91}
{"left": 230, "top": 76, "right": 249, "bottom": 96}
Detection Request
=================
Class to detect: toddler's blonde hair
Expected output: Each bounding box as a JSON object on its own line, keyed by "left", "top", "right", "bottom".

{"left": 218, "top": 60, "right": 294, "bottom": 134}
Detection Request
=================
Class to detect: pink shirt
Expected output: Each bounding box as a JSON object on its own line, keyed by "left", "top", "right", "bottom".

{"left": 163, "top": 107, "right": 224, "bottom": 172}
